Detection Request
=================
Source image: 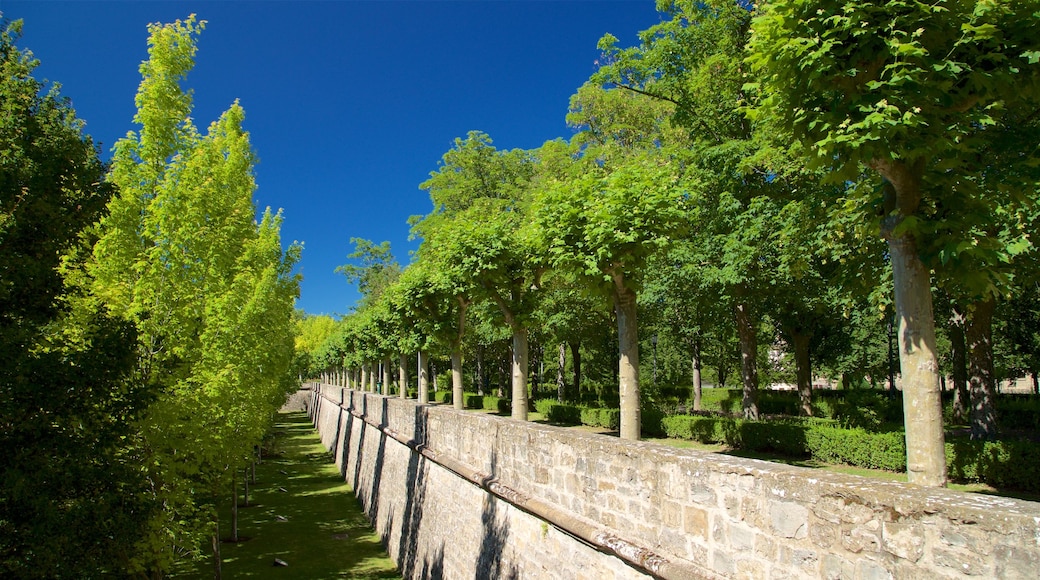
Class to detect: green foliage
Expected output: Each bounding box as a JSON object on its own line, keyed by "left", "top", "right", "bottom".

{"left": 804, "top": 426, "right": 907, "bottom": 471}
{"left": 87, "top": 16, "right": 301, "bottom": 574}
{"left": 535, "top": 400, "right": 583, "bottom": 426}
{"left": 433, "top": 390, "right": 453, "bottom": 404}
{"left": 748, "top": 0, "right": 1040, "bottom": 179}
{"left": 946, "top": 438, "right": 1040, "bottom": 493}
{"left": 335, "top": 238, "right": 400, "bottom": 310}
{"left": 580, "top": 407, "right": 621, "bottom": 430}
{"left": 0, "top": 20, "right": 156, "bottom": 577}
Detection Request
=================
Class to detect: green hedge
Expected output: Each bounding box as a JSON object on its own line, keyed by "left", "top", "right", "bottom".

{"left": 433, "top": 390, "right": 452, "bottom": 404}
{"left": 946, "top": 438, "right": 1040, "bottom": 490}
{"left": 580, "top": 407, "right": 620, "bottom": 430}
{"left": 534, "top": 400, "right": 583, "bottom": 425}
{"left": 660, "top": 413, "right": 1038, "bottom": 493}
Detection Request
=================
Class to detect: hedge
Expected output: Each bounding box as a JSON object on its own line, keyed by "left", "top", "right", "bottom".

{"left": 659, "top": 414, "right": 1038, "bottom": 493}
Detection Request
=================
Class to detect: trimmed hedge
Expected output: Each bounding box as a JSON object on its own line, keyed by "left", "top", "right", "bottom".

{"left": 534, "top": 400, "right": 583, "bottom": 425}
{"left": 946, "top": 438, "right": 1040, "bottom": 491}
{"left": 580, "top": 407, "right": 620, "bottom": 430}
{"left": 433, "top": 390, "right": 452, "bottom": 404}
{"left": 660, "top": 413, "right": 1039, "bottom": 493}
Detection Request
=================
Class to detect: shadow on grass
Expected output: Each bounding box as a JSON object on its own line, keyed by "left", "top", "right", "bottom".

{"left": 171, "top": 411, "right": 400, "bottom": 578}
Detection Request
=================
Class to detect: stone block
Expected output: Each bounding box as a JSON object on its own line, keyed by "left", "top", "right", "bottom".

{"left": 811, "top": 521, "right": 839, "bottom": 549}
{"left": 683, "top": 505, "right": 709, "bottom": 540}
{"left": 881, "top": 522, "right": 924, "bottom": 563}
{"left": 712, "top": 549, "right": 736, "bottom": 575}
{"left": 735, "top": 558, "right": 767, "bottom": 579}
{"left": 821, "top": 553, "right": 854, "bottom": 580}
{"left": 689, "top": 481, "right": 717, "bottom": 506}
{"left": 661, "top": 500, "right": 681, "bottom": 529}
{"left": 855, "top": 558, "right": 893, "bottom": 580}
{"left": 755, "top": 533, "right": 778, "bottom": 561}
{"left": 842, "top": 521, "right": 881, "bottom": 554}
{"left": 770, "top": 500, "right": 809, "bottom": 540}
{"left": 994, "top": 544, "right": 1040, "bottom": 580}
{"left": 729, "top": 523, "right": 755, "bottom": 552}
{"left": 932, "top": 546, "right": 988, "bottom": 576}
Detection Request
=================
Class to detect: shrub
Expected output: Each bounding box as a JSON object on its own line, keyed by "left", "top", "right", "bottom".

{"left": 433, "top": 390, "right": 452, "bottom": 404}
{"left": 804, "top": 426, "right": 906, "bottom": 471}
{"left": 946, "top": 438, "right": 1040, "bottom": 493}
{"left": 580, "top": 407, "right": 620, "bottom": 430}
{"left": 641, "top": 407, "right": 666, "bottom": 437}
{"left": 482, "top": 395, "right": 510, "bottom": 414}
{"left": 536, "top": 401, "right": 582, "bottom": 425}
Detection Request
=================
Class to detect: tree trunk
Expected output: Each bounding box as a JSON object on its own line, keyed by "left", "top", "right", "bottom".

{"left": 360, "top": 364, "right": 368, "bottom": 393}
{"left": 949, "top": 307, "right": 969, "bottom": 424}
{"left": 557, "top": 342, "right": 566, "bottom": 403}
{"left": 212, "top": 519, "right": 222, "bottom": 580}
{"left": 511, "top": 328, "right": 529, "bottom": 420}
{"left": 612, "top": 276, "right": 641, "bottom": 441}
{"left": 418, "top": 350, "right": 429, "bottom": 404}
{"left": 570, "top": 342, "right": 581, "bottom": 400}
{"left": 886, "top": 315, "right": 898, "bottom": 393}
{"left": 530, "top": 340, "right": 540, "bottom": 401}
{"left": 884, "top": 212, "right": 947, "bottom": 487}
{"left": 734, "top": 295, "right": 759, "bottom": 420}
{"left": 231, "top": 473, "right": 239, "bottom": 543}
{"left": 791, "top": 330, "right": 813, "bottom": 417}
{"left": 243, "top": 467, "right": 249, "bottom": 507}
{"left": 476, "top": 344, "right": 486, "bottom": 396}
{"left": 399, "top": 353, "right": 408, "bottom": 399}
{"left": 451, "top": 347, "right": 464, "bottom": 410}
{"left": 383, "top": 356, "right": 392, "bottom": 395}
{"left": 1033, "top": 371, "right": 1039, "bottom": 396}
{"left": 369, "top": 361, "right": 377, "bottom": 392}
{"left": 691, "top": 337, "right": 703, "bottom": 412}
{"left": 967, "top": 297, "right": 998, "bottom": 440}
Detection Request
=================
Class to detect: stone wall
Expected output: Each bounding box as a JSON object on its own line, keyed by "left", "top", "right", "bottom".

{"left": 305, "top": 384, "right": 1040, "bottom": 579}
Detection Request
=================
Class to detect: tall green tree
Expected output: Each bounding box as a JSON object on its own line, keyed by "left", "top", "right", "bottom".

{"left": 536, "top": 146, "right": 688, "bottom": 439}
{"left": 90, "top": 16, "right": 300, "bottom": 573}
{"left": 748, "top": 0, "right": 1040, "bottom": 486}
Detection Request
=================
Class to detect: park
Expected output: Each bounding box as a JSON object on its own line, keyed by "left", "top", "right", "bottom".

{"left": 2, "top": 1, "right": 1039, "bottom": 578}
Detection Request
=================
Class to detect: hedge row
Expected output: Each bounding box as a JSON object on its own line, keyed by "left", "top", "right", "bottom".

{"left": 463, "top": 394, "right": 511, "bottom": 414}
{"left": 661, "top": 414, "right": 1040, "bottom": 492}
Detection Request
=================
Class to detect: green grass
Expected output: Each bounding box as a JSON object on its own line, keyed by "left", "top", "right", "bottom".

{"left": 172, "top": 411, "right": 400, "bottom": 579}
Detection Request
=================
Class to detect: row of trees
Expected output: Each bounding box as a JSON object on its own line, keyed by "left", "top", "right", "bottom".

{"left": 303, "top": 0, "right": 1040, "bottom": 489}
{"left": 1, "top": 16, "right": 300, "bottom": 578}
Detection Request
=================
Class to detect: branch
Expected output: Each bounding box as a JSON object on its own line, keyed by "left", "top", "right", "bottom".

{"left": 614, "top": 83, "right": 724, "bottom": 144}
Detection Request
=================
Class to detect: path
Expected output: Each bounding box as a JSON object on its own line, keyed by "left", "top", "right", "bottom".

{"left": 174, "top": 411, "right": 400, "bottom": 578}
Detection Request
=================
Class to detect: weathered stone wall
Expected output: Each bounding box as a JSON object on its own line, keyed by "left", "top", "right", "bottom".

{"left": 305, "top": 384, "right": 1040, "bottom": 579}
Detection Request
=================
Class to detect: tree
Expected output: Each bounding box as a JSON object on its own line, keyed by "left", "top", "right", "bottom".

{"left": 416, "top": 132, "right": 541, "bottom": 417}
{"left": 0, "top": 21, "right": 156, "bottom": 576}
{"left": 536, "top": 145, "right": 688, "bottom": 439}
{"left": 748, "top": 0, "right": 1040, "bottom": 486}
{"left": 336, "top": 238, "right": 401, "bottom": 310}
{"left": 592, "top": 0, "right": 817, "bottom": 420}
{"left": 90, "top": 16, "right": 301, "bottom": 573}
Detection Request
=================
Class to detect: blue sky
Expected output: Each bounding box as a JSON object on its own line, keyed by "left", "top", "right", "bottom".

{"left": 2, "top": 0, "right": 663, "bottom": 316}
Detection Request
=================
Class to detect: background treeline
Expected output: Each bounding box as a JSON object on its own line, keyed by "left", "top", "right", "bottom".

{"left": 301, "top": 0, "right": 1040, "bottom": 490}
{"left": 1, "top": 17, "right": 300, "bottom": 578}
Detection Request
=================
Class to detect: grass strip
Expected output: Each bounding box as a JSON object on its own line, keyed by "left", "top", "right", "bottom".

{"left": 173, "top": 411, "right": 400, "bottom": 579}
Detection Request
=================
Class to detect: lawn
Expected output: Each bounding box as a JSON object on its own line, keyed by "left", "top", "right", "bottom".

{"left": 172, "top": 411, "right": 400, "bottom": 579}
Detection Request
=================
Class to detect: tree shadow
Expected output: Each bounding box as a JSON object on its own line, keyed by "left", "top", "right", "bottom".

{"left": 475, "top": 450, "right": 518, "bottom": 580}
{"left": 419, "top": 543, "right": 445, "bottom": 580}
{"left": 397, "top": 403, "right": 430, "bottom": 578}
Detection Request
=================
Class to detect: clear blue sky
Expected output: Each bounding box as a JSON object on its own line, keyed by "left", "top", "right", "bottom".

{"left": 2, "top": 0, "right": 663, "bottom": 316}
